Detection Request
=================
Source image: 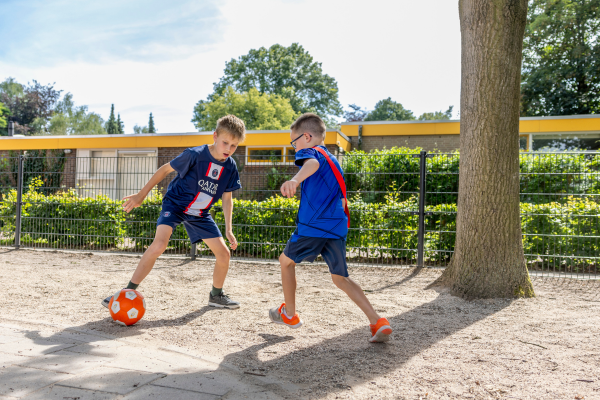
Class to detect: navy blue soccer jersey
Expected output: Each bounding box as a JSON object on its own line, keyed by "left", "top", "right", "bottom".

{"left": 294, "top": 145, "right": 348, "bottom": 239}
{"left": 162, "top": 145, "right": 241, "bottom": 216}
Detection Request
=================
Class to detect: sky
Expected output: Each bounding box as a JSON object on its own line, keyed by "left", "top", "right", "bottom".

{"left": 0, "top": 0, "right": 461, "bottom": 133}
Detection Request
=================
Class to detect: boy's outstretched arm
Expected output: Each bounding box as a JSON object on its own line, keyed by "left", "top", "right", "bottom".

{"left": 280, "top": 158, "right": 319, "bottom": 198}
{"left": 122, "top": 163, "right": 175, "bottom": 213}
{"left": 221, "top": 191, "right": 238, "bottom": 250}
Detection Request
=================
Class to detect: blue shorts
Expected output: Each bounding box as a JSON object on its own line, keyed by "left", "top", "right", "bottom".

{"left": 157, "top": 210, "right": 222, "bottom": 244}
{"left": 283, "top": 236, "right": 348, "bottom": 277}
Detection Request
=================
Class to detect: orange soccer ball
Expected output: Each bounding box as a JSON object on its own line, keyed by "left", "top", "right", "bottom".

{"left": 108, "top": 289, "right": 146, "bottom": 326}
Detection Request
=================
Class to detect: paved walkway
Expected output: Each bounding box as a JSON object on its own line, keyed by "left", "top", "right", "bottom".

{"left": 0, "top": 320, "right": 289, "bottom": 400}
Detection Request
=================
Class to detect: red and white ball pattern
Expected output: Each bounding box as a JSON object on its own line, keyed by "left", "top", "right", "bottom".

{"left": 109, "top": 289, "right": 146, "bottom": 326}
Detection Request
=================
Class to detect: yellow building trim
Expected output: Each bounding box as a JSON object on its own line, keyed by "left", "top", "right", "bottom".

{"left": 341, "top": 116, "right": 600, "bottom": 137}
{"left": 341, "top": 121, "right": 460, "bottom": 137}
{"left": 0, "top": 130, "right": 351, "bottom": 151}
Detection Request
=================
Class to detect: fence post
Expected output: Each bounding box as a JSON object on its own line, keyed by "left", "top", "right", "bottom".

{"left": 357, "top": 125, "right": 363, "bottom": 150}
{"left": 191, "top": 242, "right": 197, "bottom": 260}
{"left": 15, "top": 155, "right": 24, "bottom": 249}
{"left": 416, "top": 150, "right": 427, "bottom": 267}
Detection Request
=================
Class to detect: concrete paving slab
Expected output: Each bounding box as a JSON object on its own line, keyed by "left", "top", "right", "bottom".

{"left": 16, "top": 349, "right": 111, "bottom": 374}
{"left": 22, "top": 385, "right": 120, "bottom": 400}
{"left": 37, "top": 330, "right": 116, "bottom": 345}
{"left": 0, "top": 352, "right": 34, "bottom": 368}
{"left": 151, "top": 370, "right": 261, "bottom": 396}
{"left": 104, "top": 353, "right": 213, "bottom": 374}
{"left": 222, "top": 390, "right": 287, "bottom": 400}
{"left": 57, "top": 366, "right": 166, "bottom": 395}
{"left": 123, "top": 384, "right": 221, "bottom": 400}
{"left": 61, "top": 341, "right": 128, "bottom": 357}
{"left": 0, "top": 365, "right": 68, "bottom": 398}
{"left": 0, "top": 339, "right": 75, "bottom": 357}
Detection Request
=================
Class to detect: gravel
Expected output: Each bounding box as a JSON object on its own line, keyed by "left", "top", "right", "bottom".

{"left": 1, "top": 247, "right": 599, "bottom": 399}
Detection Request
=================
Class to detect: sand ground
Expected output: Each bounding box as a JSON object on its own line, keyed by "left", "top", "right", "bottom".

{"left": 1, "top": 247, "right": 599, "bottom": 400}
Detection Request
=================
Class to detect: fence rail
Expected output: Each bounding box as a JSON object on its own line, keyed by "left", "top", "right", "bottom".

{"left": 1, "top": 149, "right": 598, "bottom": 278}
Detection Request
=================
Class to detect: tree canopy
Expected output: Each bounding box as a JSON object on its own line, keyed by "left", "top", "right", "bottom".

{"left": 48, "top": 93, "right": 106, "bottom": 135}
{"left": 418, "top": 106, "right": 454, "bottom": 120}
{"left": 192, "top": 87, "right": 297, "bottom": 131}
{"left": 364, "top": 98, "right": 415, "bottom": 121}
{"left": 209, "top": 43, "right": 342, "bottom": 119}
{"left": 148, "top": 113, "right": 156, "bottom": 133}
{"left": 0, "top": 102, "right": 8, "bottom": 130}
{"left": 344, "top": 104, "right": 368, "bottom": 122}
{"left": 133, "top": 124, "right": 149, "bottom": 134}
{"left": 521, "top": 0, "right": 600, "bottom": 116}
{"left": 106, "top": 104, "right": 119, "bottom": 134}
{"left": 0, "top": 78, "right": 61, "bottom": 135}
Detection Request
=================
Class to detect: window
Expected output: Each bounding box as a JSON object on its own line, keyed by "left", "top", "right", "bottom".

{"left": 286, "top": 148, "right": 296, "bottom": 162}
{"left": 519, "top": 135, "right": 530, "bottom": 151}
{"left": 532, "top": 133, "right": 600, "bottom": 151}
{"left": 247, "top": 148, "right": 284, "bottom": 163}
{"left": 90, "top": 151, "right": 116, "bottom": 177}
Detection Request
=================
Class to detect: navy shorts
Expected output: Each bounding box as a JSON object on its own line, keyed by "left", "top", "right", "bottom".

{"left": 283, "top": 236, "right": 348, "bottom": 277}
{"left": 157, "top": 210, "right": 222, "bottom": 244}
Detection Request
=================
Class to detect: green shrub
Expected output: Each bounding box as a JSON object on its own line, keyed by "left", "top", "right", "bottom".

{"left": 341, "top": 147, "right": 600, "bottom": 205}
{"left": 0, "top": 179, "right": 597, "bottom": 272}
{"left": 0, "top": 178, "right": 124, "bottom": 248}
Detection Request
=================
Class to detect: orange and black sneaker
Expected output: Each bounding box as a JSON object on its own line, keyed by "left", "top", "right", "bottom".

{"left": 269, "top": 303, "right": 303, "bottom": 329}
{"left": 368, "top": 317, "right": 392, "bottom": 343}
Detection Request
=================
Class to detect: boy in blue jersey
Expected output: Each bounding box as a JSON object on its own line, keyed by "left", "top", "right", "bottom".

{"left": 102, "top": 115, "right": 245, "bottom": 309}
{"left": 269, "top": 113, "right": 393, "bottom": 343}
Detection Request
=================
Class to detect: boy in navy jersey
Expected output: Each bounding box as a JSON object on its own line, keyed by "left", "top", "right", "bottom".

{"left": 102, "top": 115, "right": 245, "bottom": 309}
{"left": 269, "top": 113, "right": 392, "bottom": 343}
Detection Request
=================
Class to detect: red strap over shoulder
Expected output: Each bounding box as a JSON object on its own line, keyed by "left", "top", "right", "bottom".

{"left": 313, "top": 146, "right": 350, "bottom": 228}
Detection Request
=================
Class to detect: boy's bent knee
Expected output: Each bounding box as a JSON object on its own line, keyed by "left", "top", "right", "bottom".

{"left": 214, "top": 246, "right": 230, "bottom": 263}
{"left": 146, "top": 240, "right": 168, "bottom": 258}
{"left": 331, "top": 274, "right": 350, "bottom": 287}
{"left": 279, "top": 252, "right": 295, "bottom": 268}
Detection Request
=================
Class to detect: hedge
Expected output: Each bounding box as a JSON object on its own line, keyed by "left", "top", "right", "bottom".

{"left": 342, "top": 147, "right": 600, "bottom": 204}
{"left": 1, "top": 179, "right": 597, "bottom": 270}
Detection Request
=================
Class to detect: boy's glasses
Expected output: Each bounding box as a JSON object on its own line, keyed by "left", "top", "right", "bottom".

{"left": 290, "top": 133, "right": 312, "bottom": 150}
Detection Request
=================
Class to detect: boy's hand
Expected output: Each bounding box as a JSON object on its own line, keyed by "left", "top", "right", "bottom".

{"left": 122, "top": 193, "right": 144, "bottom": 213}
{"left": 226, "top": 230, "right": 238, "bottom": 250}
{"left": 280, "top": 179, "right": 299, "bottom": 198}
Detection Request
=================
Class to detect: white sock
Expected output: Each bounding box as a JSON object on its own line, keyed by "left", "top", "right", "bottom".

{"left": 282, "top": 307, "right": 293, "bottom": 319}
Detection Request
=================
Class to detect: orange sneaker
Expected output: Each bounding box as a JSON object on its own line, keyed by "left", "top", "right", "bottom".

{"left": 269, "top": 303, "right": 303, "bottom": 329}
{"left": 369, "top": 317, "right": 392, "bottom": 343}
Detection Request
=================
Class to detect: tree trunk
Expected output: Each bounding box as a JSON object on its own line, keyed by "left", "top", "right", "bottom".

{"left": 436, "top": 0, "right": 534, "bottom": 299}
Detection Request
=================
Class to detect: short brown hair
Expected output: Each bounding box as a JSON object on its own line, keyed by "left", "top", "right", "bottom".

{"left": 290, "top": 113, "right": 326, "bottom": 138}
{"left": 216, "top": 114, "right": 246, "bottom": 142}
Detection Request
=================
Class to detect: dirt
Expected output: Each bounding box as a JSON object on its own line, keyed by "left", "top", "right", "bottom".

{"left": 1, "top": 247, "right": 599, "bottom": 400}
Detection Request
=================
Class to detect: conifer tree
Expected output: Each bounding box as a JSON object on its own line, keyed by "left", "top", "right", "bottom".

{"left": 106, "top": 104, "right": 118, "bottom": 135}
{"left": 148, "top": 113, "right": 156, "bottom": 133}
{"left": 117, "top": 113, "right": 124, "bottom": 134}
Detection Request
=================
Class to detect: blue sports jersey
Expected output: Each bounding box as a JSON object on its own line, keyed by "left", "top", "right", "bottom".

{"left": 294, "top": 145, "right": 348, "bottom": 239}
{"left": 163, "top": 145, "right": 241, "bottom": 216}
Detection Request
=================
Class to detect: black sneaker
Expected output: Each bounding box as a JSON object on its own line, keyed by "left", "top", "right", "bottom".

{"left": 101, "top": 288, "right": 125, "bottom": 309}
{"left": 101, "top": 294, "right": 113, "bottom": 309}
{"left": 208, "top": 292, "right": 240, "bottom": 309}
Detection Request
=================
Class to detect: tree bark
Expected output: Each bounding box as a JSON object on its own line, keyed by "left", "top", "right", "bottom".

{"left": 436, "top": 0, "right": 534, "bottom": 299}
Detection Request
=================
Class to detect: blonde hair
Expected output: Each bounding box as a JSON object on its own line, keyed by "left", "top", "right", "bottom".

{"left": 216, "top": 115, "right": 246, "bottom": 142}
{"left": 290, "top": 113, "right": 326, "bottom": 138}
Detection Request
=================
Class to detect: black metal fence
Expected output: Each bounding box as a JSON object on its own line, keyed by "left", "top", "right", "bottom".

{"left": 0, "top": 150, "right": 598, "bottom": 278}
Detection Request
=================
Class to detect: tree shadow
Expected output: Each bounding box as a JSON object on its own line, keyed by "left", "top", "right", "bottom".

{"left": 370, "top": 267, "right": 425, "bottom": 292}
{"left": 215, "top": 288, "right": 513, "bottom": 399}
